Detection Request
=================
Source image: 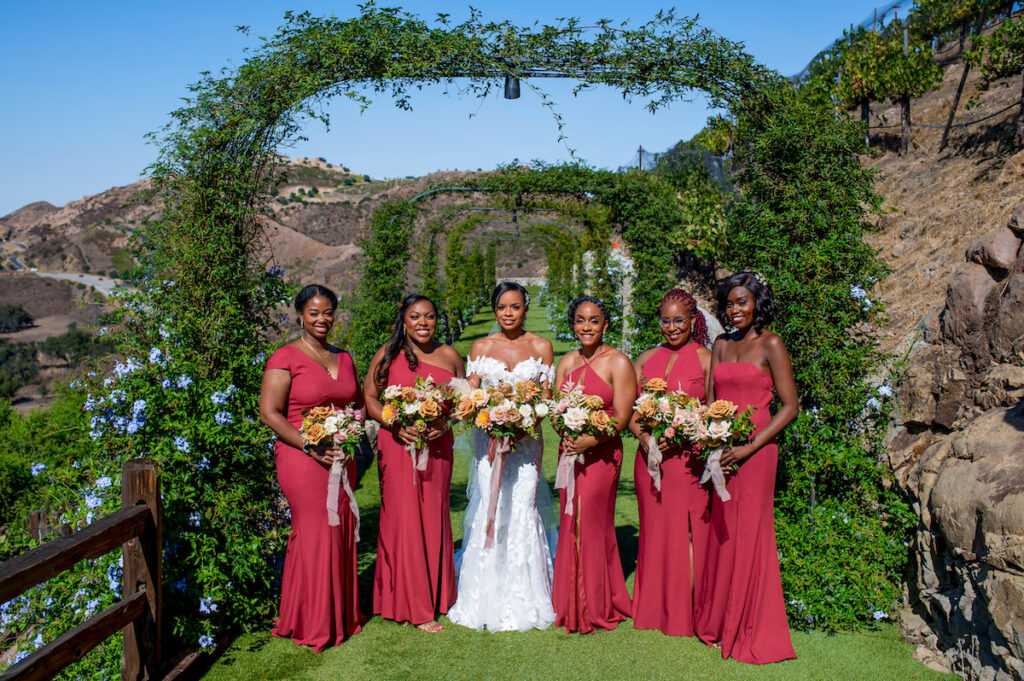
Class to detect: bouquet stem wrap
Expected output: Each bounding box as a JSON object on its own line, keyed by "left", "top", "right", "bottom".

{"left": 555, "top": 451, "right": 584, "bottom": 516}
{"left": 327, "top": 457, "right": 361, "bottom": 540}
{"left": 484, "top": 435, "right": 513, "bottom": 549}
{"left": 699, "top": 446, "right": 732, "bottom": 502}
{"left": 644, "top": 433, "right": 663, "bottom": 492}
{"left": 406, "top": 441, "right": 430, "bottom": 485}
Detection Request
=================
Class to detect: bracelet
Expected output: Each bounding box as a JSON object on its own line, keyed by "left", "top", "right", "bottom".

{"left": 301, "top": 438, "right": 314, "bottom": 455}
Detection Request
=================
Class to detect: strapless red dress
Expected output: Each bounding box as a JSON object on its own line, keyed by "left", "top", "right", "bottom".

{"left": 694, "top": 362, "right": 795, "bottom": 663}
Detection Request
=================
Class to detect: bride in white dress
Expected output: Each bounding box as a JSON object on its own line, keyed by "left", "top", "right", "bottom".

{"left": 448, "top": 283, "right": 558, "bottom": 632}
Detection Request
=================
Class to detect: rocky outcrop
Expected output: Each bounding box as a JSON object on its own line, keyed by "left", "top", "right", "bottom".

{"left": 889, "top": 212, "right": 1024, "bottom": 681}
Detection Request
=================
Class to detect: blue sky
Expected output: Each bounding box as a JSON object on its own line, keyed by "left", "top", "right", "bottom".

{"left": 0, "top": 1, "right": 882, "bottom": 216}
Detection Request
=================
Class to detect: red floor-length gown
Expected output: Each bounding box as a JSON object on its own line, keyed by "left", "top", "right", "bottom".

{"left": 695, "top": 362, "right": 796, "bottom": 663}
{"left": 372, "top": 358, "right": 457, "bottom": 625}
{"left": 552, "top": 351, "right": 632, "bottom": 633}
{"left": 632, "top": 343, "right": 710, "bottom": 636}
{"left": 268, "top": 345, "right": 364, "bottom": 652}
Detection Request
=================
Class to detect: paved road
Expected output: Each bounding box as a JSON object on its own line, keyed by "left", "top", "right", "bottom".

{"left": 32, "top": 272, "right": 122, "bottom": 297}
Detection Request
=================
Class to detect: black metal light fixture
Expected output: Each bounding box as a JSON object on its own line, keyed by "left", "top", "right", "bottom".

{"left": 504, "top": 74, "right": 520, "bottom": 99}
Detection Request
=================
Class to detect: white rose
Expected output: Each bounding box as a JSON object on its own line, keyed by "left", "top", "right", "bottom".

{"left": 563, "top": 407, "right": 588, "bottom": 431}
{"left": 470, "top": 388, "right": 489, "bottom": 407}
{"left": 707, "top": 418, "right": 731, "bottom": 441}
{"left": 522, "top": 416, "right": 536, "bottom": 429}
{"left": 383, "top": 385, "right": 402, "bottom": 399}
{"left": 534, "top": 402, "right": 549, "bottom": 419}
{"left": 403, "top": 402, "right": 419, "bottom": 416}
{"left": 323, "top": 417, "right": 339, "bottom": 435}
{"left": 518, "top": 404, "right": 533, "bottom": 420}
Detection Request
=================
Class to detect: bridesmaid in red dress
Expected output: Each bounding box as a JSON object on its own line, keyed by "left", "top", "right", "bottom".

{"left": 552, "top": 296, "right": 636, "bottom": 633}
{"left": 628, "top": 288, "right": 712, "bottom": 636}
{"left": 695, "top": 272, "right": 799, "bottom": 664}
{"left": 364, "top": 294, "right": 464, "bottom": 632}
{"left": 259, "top": 284, "right": 364, "bottom": 651}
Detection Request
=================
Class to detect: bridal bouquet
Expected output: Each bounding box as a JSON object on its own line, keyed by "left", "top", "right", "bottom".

{"left": 300, "top": 405, "right": 364, "bottom": 535}
{"left": 549, "top": 381, "right": 618, "bottom": 515}
{"left": 632, "top": 377, "right": 705, "bottom": 491}
{"left": 449, "top": 377, "right": 550, "bottom": 546}
{"left": 697, "top": 400, "right": 755, "bottom": 502}
{"left": 380, "top": 376, "right": 452, "bottom": 484}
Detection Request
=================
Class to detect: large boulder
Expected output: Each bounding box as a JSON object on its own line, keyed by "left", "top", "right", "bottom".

{"left": 907, "top": 404, "right": 1024, "bottom": 681}
{"left": 942, "top": 263, "right": 999, "bottom": 347}
{"left": 965, "top": 227, "right": 1021, "bottom": 273}
{"left": 990, "top": 272, "right": 1024, "bottom": 364}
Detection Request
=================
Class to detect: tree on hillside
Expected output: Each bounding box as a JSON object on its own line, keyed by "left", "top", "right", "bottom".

{"left": 966, "top": 15, "right": 1024, "bottom": 145}
{"left": 0, "top": 304, "right": 33, "bottom": 333}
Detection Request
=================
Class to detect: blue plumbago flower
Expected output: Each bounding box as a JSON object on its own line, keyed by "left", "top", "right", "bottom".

{"left": 214, "top": 411, "right": 233, "bottom": 425}
{"left": 198, "top": 634, "right": 214, "bottom": 649}
{"left": 268, "top": 265, "right": 285, "bottom": 277}
{"left": 43, "top": 597, "right": 54, "bottom": 607}
{"left": 197, "top": 457, "right": 210, "bottom": 471}
{"left": 84, "top": 395, "right": 101, "bottom": 411}
{"left": 199, "top": 597, "right": 218, "bottom": 615}
{"left": 189, "top": 512, "right": 201, "bottom": 527}
{"left": 89, "top": 427, "right": 103, "bottom": 441}
{"left": 84, "top": 599, "right": 99, "bottom": 615}
{"left": 103, "top": 377, "right": 114, "bottom": 387}
{"left": 95, "top": 476, "right": 112, "bottom": 489}
{"left": 850, "top": 284, "right": 867, "bottom": 299}
{"left": 878, "top": 385, "right": 894, "bottom": 398}
{"left": 97, "top": 327, "right": 108, "bottom": 337}
{"left": 159, "top": 326, "right": 171, "bottom": 339}
{"left": 30, "top": 463, "right": 46, "bottom": 476}
{"left": 148, "top": 347, "right": 166, "bottom": 365}
{"left": 108, "top": 390, "right": 127, "bottom": 404}
{"left": 174, "top": 436, "right": 191, "bottom": 453}
{"left": 251, "top": 352, "right": 266, "bottom": 366}
{"left": 210, "top": 386, "right": 236, "bottom": 405}
{"left": 176, "top": 375, "right": 193, "bottom": 389}
{"left": 866, "top": 397, "right": 882, "bottom": 410}
{"left": 173, "top": 579, "right": 187, "bottom": 592}
{"left": 113, "top": 358, "right": 141, "bottom": 378}
{"left": 126, "top": 419, "right": 144, "bottom": 435}
{"left": 84, "top": 493, "right": 103, "bottom": 510}
{"left": 69, "top": 380, "right": 81, "bottom": 388}
{"left": 13, "top": 650, "right": 29, "bottom": 664}
{"left": 161, "top": 378, "right": 174, "bottom": 390}
{"left": 107, "top": 562, "right": 122, "bottom": 593}
{"left": 132, "top": 399, "right": 147, "bottom": 416}
{"left": 872, "top": 610, "right": 889, "bottom": 620}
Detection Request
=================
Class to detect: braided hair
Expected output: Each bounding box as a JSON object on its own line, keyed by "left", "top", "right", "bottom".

{"left": 715, "top": 271, "right": 778, "bottom": 333}
{"left": 374, "top": 294, "right": 438, "bottom": 391}
{"left": 659, "top": 288, "right": 710, "bottom": 347}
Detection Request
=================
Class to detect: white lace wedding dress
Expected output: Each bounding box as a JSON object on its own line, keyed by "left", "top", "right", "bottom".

{"left": 448, "top": 356, "right": 558, "bottom": 632}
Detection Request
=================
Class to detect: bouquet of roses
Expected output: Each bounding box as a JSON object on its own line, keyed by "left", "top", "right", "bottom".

{"left": 300, "top": 405, "right": 365, "bottom": 534}
{"left": 632, "top": 377, "right": 706, "bottom": 491}
{"left": 697, "top": 400, "right": 756, "bottom": 502}
{"left": 549, "top": 381, "right": 618, "bottom": 515}
{"left": 450, "top": 377, "right": 551, "bottom": 546}
{"left": 380, "top": 376, "right": 452, "bottom": 484}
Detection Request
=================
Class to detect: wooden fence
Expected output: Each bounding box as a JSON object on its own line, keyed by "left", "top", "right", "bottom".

{"left": 0, "top": 459, "right": 162, "bottom": 681}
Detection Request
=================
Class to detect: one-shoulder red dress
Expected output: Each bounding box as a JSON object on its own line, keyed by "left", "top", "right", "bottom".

{"left": 372, "top": 358, "right": 457, "bottom": 625}
{"left": 695, "top": 362, "right": 795, "bottom": 663}
{"left": 268, "top": 345, "right": 364, "bottom": 652}
{"left": 552, "top": 352, "right": 632, "bottom": 633}
{"left": 632, "top": 343, "right": 710, "bottom": 636}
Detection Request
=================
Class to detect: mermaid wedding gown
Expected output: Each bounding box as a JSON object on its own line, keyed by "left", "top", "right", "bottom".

{"left": 448, "top": 356, "right": 558, "bottom": 632}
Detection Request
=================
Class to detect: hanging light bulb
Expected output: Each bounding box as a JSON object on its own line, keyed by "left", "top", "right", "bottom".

{"left": 504, "top": 74, "right": 520, "bottom": 99}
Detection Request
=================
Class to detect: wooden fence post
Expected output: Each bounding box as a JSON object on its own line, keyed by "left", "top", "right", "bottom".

{"left": 28, "top": 510, "right": 46, "bottom": 542}
{"left": 121, "top": 460, "right": 161, "bottom": 681}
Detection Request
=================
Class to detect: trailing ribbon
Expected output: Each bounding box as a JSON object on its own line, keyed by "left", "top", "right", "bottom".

{"left": 406, "top": 440, "right": 429, "bottom": 485}
{"left": 699, "top": 446, "right": 732, "bottom": 502}
{"left": 555, "top": 449, "right": 584, "bottom": 516}
{"left": 483, "top": 435, "right": 512, "bottom": 549}
{"left": 644, "top": 433, "right": 663, "bottom": 492}
{"left": 327, "top": 456, "right": 361, "bottom": 540}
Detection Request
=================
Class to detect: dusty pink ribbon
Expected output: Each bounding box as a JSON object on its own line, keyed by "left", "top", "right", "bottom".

{"left": 555, "top": 450, "right": 584, "bottom": 516}
{"left": 699, "top": 447, "right": 732, "bottom": 502}
{"left": 327, "top": 457, "right": 361, "bottom": 539}
{"left": 484, "top": 435, "right": 513, "bottom": 549}
{"left": 407, "top": 441, "right": 429, "bottom": 485}
{"left": 644, "top": 433, "right": 663, "bottom": 492}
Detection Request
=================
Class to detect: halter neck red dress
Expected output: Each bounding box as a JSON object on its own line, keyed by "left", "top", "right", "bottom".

{"left": 372, "top": 357, "right": 457, "bottom": 625}
{"left": 632, "top": 343, "right": 710, "bottom": 636}
{"left": 695, "top": 362, "right": 795, "bottom": 664}
{"left": 267, "top": 344, "right": 364, "bottom": 652}
{"left": 552, "top": 351, "right": 632, "bottom": 633}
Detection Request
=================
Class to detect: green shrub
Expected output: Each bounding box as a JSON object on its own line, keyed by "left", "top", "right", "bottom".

{"left": 0, "top": 304, "right": 33, "bottom": 333}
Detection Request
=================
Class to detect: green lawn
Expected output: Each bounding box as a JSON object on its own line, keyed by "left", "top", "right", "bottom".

{"left": 203, "top": 294, "right": 952, "bottom": 681}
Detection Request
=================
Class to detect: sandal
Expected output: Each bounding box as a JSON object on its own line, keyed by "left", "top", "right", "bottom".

{"left": 416, "top": 620, "right": 443, "bottom": 633}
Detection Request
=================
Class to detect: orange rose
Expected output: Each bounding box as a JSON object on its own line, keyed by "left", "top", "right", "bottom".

{"left": 584, "top": 394, "right": 605, "bottom": 410}
{"left": 505, "top": 406, "right": 523, "bottom": 424}
{"left": 380, "top": 403, "right": 400, "bottom": 426}
{"left": 418, "top": 398, "right": 441, "bottom": 419}
{"left": 588, "top": 410, "right": 611, "bottom": 431}
{"left": 309, "top": 405, "right": 334, "bottom": 419}
{"left": 400, "top": 386, "right": 417, "bottom": 402}
{"left": 707, "top": 400, "right": 738, "bottom": 420}
{"left": 454, "top": 397, "right": 476, "bottom": 421}
{"left": 497, "top": 383, "right": 515, "bottom": 397}
{"left": 646, "top": 378, "right": 668, "bottom": 393}
{"left": 305, "top": 423, "right": 327, "bottom": 445}
{"left": 636, "top": 398, "right": 657, "bottom": 419}
{"left": 516, "top": 380, "right": 541, "bottom": 400}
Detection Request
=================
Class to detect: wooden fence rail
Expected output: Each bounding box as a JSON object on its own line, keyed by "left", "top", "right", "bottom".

{"left": 0, "top": 459, "right": 162, "bottom": 681}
